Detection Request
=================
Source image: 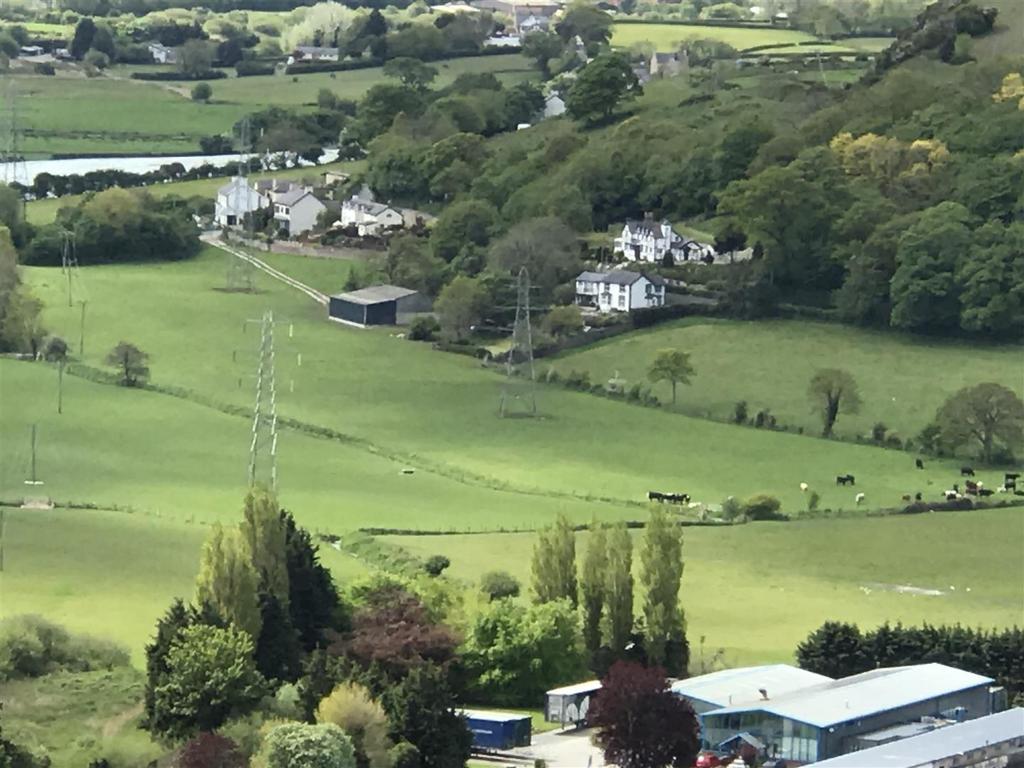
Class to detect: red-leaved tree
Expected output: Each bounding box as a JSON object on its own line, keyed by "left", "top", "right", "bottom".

{"left": 590, "top": 661, "right": 700, "bottom": 768}
{"left": 176, "top": 732, "right": 244, "bottom": 768}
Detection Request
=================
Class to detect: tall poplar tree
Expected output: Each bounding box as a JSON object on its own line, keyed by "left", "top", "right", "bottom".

{"left": 579, "top": 520, "right": 608, "bottom": 657}
{"left": 602, "top": 523, "right": 634, "bottom": 657}
{"left": 640, "top": 508, "right": 686, "bottom": 672}
{"left": 530, "top": 514, "right": 578, "bottom": 607}
{"left": 241, "top": 487, "right": 290, "bottom": 607}
{"left": 195, "top": 524, "right": 262, "bottom": 640}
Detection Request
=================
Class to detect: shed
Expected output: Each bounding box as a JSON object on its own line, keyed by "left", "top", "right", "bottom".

{"left": 328, "top": 285, "right": 431, "bottom": 327}
{"left": 545, "top": 680, "right": 601, "bottom": 725}
{"left": 459, "top": 710, "right": 531, "bottom": 750}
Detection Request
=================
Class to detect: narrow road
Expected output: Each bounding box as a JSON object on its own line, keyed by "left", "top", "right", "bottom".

{"left": 203, "top": 234, "right": 329, "bottom": 306}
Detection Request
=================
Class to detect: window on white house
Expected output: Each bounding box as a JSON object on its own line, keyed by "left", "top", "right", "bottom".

{"left": 618, "top": 296, "right": 626, "bottom": 308}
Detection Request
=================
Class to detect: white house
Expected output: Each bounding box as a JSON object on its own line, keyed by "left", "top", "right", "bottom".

{"left": 614, "top": 219, "right": 689, "bottom": 263}
{"left": 338, "top": 195, "right": 405, "bottom": 236}
{"left": 214, "top": 176, "right": 268, "bottom": 228}
{"left": 543, "top": 93, "right": 566, "bottom": 118}
{"left": 289, "top": 46, "right": 340, "bottom": 64}
{"left": 575, "top": 270, "right": 665, "bottom": 313}
{"left": 148, "top": 42, "right": 177, "bottom": 64}
{"left": 484, "top": 33, "right": 522, "bottom": 48}
{"left": 273, "top": 188, "right": 327, "bottom": 237}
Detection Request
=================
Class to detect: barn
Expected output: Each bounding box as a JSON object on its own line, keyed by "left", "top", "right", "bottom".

{"left": 328, "top": 285, "right": 431, "bottom": 327}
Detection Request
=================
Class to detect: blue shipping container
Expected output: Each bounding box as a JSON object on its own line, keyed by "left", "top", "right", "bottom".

{"left": 461, "top": 710, "right": 532, "bottom": 750}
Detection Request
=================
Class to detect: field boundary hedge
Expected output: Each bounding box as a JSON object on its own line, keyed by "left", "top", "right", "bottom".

{"left": 131, "top": 70, "right": 228, "bottom": 81}
{"left": 285, "top": 47, "right": 524, "bottom": 75}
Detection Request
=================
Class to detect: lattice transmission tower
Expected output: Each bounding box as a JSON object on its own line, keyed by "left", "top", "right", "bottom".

{"left": 225, "top": 118, "right": 257, "bottom": 293}
{"left": 498, "top": 267, "right": 537, "bottom": 418}
{"left": 0, "top": 80, "right": 26, "bottom": 186}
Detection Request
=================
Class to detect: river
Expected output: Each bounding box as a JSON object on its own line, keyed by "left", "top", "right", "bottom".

{"left": 0, "top": 149, "right": 340, "bottom": 185}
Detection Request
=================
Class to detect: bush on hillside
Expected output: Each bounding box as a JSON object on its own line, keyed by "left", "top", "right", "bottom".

{"left": 739, "top": 494, "right": 787, "bottom": 521}
{"left": 0, "top": 615, "right": 130, "bottom": 681}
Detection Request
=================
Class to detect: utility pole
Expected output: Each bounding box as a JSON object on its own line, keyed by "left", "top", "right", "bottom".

{"left": 78, "top": 300, "right": 87, "bottom": 357}
{"left": 57, "top": 358, "right": 65, "bottom": 414}
{"left": 499, "top": 267, "right": 537, "bottom": 418}
{"left": 24, "top": 424, "right": 42, "bottom": 486}
{"left": 243, "top": 310, "right": 283, "bottom": 490}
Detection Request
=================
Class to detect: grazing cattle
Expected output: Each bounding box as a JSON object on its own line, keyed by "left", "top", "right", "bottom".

{"left": 961, "top": 466, "right": 975, "bottom": 477}
{"left": 915, "top": 458, "right": 925, "bottom": 470}
{"left": 998, "top": 485, "right": 1008, "bottom": 493}
{"left": 836, "top": 474, "right": 855, "bottom": 486}
{"left": 649, "top": 491, "right": 690, "bottom": 504}
{"left": 1006, "top": 478, "right": 1018, "bottom": 490}
{"left": 1006, "top": 473, "right": 1021, "bottom": 482}
{"left": 914, "top": 492, "right": 922, "bottom": 501}
{"left": 979, "top": 488, "right": 995, "bottom": 497}
{"left": 1015, "top": 490, "right": 1024, "bottom": 497}
{"left": 901, "top": 494, "right": 912, "bottom": 502}
{"left": 945, "top": 490, "right": 960, "bottom": 500}
{"left": 648, "top": 491, "right": 665, "bottom": 502}
{"left": 965, "top": 480, "right": 979, "bottom": 494}
{"left": 799, "top": 482, "right": 809, "bottom": 492}
{"left": 855, "top": 492, "right": 866, "bottom": 505}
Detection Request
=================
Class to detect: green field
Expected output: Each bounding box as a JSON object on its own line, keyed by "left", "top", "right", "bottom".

{"left": 11, "top": 53, "right": 535, "bottom": 157}
{"left": 5, "top": 248, "right": 1023, "bottom": 664}
{"left": 550, "top": 318, "right": 1023, "bottom": 441}
{"left": 389, "top": 507, "right": 1024, "bottom": 665}
{"left": 24, "top": 159, "right": 366, "bottom": 226}
{"left": 611, "top": 22, "right": 819, "bottom": 52}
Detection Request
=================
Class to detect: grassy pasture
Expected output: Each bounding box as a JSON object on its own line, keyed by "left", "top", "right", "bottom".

{"left": 611, "top": 22, "right": 818, "bottom": 52}
{"left": 388, "top": 506, "right": 1024, "bottom": 665}
{"left": 17, "top": 250, "right": 999, "bottom": 518}
{"left": 11, "top": 53, "right": 535, "bottom": 157}
{"left": 549, "top": 318, "right": 1023, "bottom": 442}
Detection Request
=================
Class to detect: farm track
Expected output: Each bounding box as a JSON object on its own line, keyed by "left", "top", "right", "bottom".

{"left": 203, "top": 235, "right": 329, "bottom": 305}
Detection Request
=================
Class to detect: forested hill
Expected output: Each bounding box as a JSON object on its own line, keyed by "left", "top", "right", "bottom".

{"left": 361, "top": 0, "right": 1024, "bottom": 339}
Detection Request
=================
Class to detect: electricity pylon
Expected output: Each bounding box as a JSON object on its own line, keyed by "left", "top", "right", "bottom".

{"left": 498, "top": 267, "right": 537, "bottom": 418}
{"left": 247, "top": 311, "right": 280, "bottom": 490}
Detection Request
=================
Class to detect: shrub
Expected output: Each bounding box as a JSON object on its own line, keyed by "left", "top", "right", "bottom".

{"left": 733, "top": 400, "right": 748, "bottom": 424}
{"left": 564, "top": 369, "right": 591, "bottom": 390}
{"left": 408, "top": 315, "right": 440, "bottom": 342}
{"left": 740, "top": 494, "right": 786, "bottom": 521}
{"left": 0, "top": 615, "right": 130, "bottom": 681}
{"left": 479, "top": 570, "right": 521, "bottom": 601}
{"left": 807, "top": 491, "right": 820, "bottom": 513}
{"left": 191, "top": 82, "right": 212, "bottom": 102}
{"left": 390, "top": 742, "right": 421, "bottom": 768}
{"left": 720, "top": 496, "right": 741, "bottom": 520}
{"left": 423, "top": 555, "right": 450, "bottom": 577}
{"left": 235, "top": 60, "right": 275, "bottom": 77}
{"left": 871, "top": 422, "right": 888, "bottom": 443}
{"left": 753, "top": 409, "right": 776, "bottom": 429}
{"left": 34, "top": 62, "right": 55, "bottom": 75}
{"left": 83, "top": 49, "right": 109, "bottom": 70}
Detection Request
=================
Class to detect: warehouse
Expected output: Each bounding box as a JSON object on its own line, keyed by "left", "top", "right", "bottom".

{"left": 803, "top": 707, "right": 1024, "bottom": 767}
{"left": 328, "top": 285, "right": 431, "bottom": 327}
{"left": 670, "top": 664, "right": 832, "bottom": 715}
{"left": 700, "top": 663, "right": 1000, "bottom": 763}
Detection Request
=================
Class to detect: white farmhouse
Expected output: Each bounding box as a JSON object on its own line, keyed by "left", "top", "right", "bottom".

{"left": 148, "top": 42, "right": 177, "bottom": 64}
{"left": 214, "top": 176, "right": 268, "bottom": 228}
{"left": 291, "top": 46, "right": 340, "bottom": 63}
{"left": 614, "top": 218, "right": 688, "bottom": 263}
{"left": 575, "top": 270, "right": 666, "bottom": 313}
{"left": 338, "top": 195, "right": 405, "bottom": 236}
{"left": 273, "top": 188, "right": 327, "bottom": 237}
{"left": 543, "top": 93, "right": 566, "bottom": 118}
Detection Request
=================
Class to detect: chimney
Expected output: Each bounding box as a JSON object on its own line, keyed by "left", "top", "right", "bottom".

{"left": 759, "top": 688, "right": 769, "bottom": 700}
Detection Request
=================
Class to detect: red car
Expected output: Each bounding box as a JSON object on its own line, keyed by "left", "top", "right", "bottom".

{"left": 694, "top": 751, "right": 731, "bottom": 768}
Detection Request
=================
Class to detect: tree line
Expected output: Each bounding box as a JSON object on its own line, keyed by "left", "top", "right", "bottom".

{"left": 797, "top": 620, "right": 1024, "bottom": 703}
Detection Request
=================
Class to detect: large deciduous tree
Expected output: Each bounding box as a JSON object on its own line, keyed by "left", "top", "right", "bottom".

{"left": 488, "top": 216, "right": 580, "bottom": 299}
{"left": 152, "top": 624, "right": 265, "bottom": 739}
{"left": 521, "top": 30, "right": 563, "bottom": 78}
{"left": 602, "top": 523, "right": 634, "bottom": 659}
{"left": 463, "top": 598, "right": 585, "bottom": 706}
{"left": 241, "top": 487, "right": 289, "bottom": 607}
{"left": 434, "top": 275, "right": 488, "bottom": 341}
{"left": 567, "top": 53, "right": 640, "bottom": 125}
{"left": 580, "top": 521, "right": 608, "bottom": 659}
{"left": 807, "top": 368, "right": 862, "bottom": 438}
{"left": 179, "top": 39, "right": 215, "bottom": 77}
{"left": 0, "top": 227, "right": 44, "bottom": 356}
{"left": 647, "top": 349, "right": 694, "bottom": 406}
{"left": 591, "top": 661, "right": 700, "bottom": 768}
{"left": 530, "top": 514, "right": 577, "bottom": 606}
{"left": 195, "top": 524, "right": 262, "bottom": 640}
{"left": 936, "top": 383, "right": 1024, "bottom": 463}
{"left": 958, "top": 221, "right": 1024, "bottom": 337}
{"left": 106, "top": 341, "right": 150, "bottom": 387}
{"left": 382, "top": 57, "right": 438, "bottom": 90}
{"left": 640, "top": 508, "right": 687, "bottom": 674}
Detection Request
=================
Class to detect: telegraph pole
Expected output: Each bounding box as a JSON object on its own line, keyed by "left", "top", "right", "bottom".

{"left": 499, "top": 267, "right": 537, "bottom": 418}
{"left": 57, "top": 357, "right": 65, "bottom": 414}
{"left": 24, "top": 424, "right": 42, "bottom": 486}
{"left": 78, "top": 300, "right": 87, "bottom": 357}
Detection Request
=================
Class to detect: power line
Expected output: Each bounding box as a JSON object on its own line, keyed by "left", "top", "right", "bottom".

{"left": 498, "top": 267, "right": 537, "bottom": 418}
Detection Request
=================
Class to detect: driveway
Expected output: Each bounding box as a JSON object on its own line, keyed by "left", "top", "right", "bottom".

{"left": 511, "top": 727, "right": 608, "bottom": 767}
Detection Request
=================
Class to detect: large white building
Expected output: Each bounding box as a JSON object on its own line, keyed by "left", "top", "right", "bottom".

{"left": 613, "top": 218, "right": 722, "bottom": 264}
{"left": 574, "top": 270, "right": 665, "bottom": 313}
{"left": 214, "top": 177, "right": 268, "bottom": 228}
{"left": 338, "top": 195, "right": 405, "bottom": 236}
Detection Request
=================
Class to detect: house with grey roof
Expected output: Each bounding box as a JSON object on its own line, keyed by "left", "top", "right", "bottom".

{"left": 338, "top": 193, "right": 405, "bottom": 236}
{"left": 290, "top": 45, "right": 340, "bottom": 64}
{"left": 803, "top": 707, "right": 1024, "bottom": 768}
{"left": 699, "top": 663, "right": 1001, "bottom": 763}
{"left": 575, "top": 270, "right": 665, "bottom": 313}
{"left": 214, "top": 176, "right": 268, "bottom": 229}
{"left": 613, "top": 218, "right": 719, "bottom": 265}
{"left": 148, "top": 42, "right": 177, "bottom": 64}
{"left": 650, "top": 50, "right": 687, "bottom": 78}
{"left": 272, "top": 187, "right": 326, "bottom": 237}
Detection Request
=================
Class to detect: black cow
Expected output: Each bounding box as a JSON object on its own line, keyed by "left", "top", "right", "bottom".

{"left": 836, "top": 474, "right": 855, "bottom": 486}
{"left": 965, "top": 480, "right": 979, "bottom": 492}
{"left": 914, "top": 492, "right": 922, "bottom": 501}
{"left": 1007, "top": 478, "right": 1018, "bottom": 491}
{"left": 915, "top": 458, "right": 924, "bottom": 470}
{"left": 1015, "top": 490, "right": 1024, "bottom": 497}
{"left": 961, "top": 466, "right": 975, "bottom": 477}
{"left": 1006, "top": 472, "right": 1021, "bottom": 482}
{"left": 648, "top": 491, "right": 665, "bottom": 502}
{"left": 979, "top": 488, "right": 995, "bottom": 497}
